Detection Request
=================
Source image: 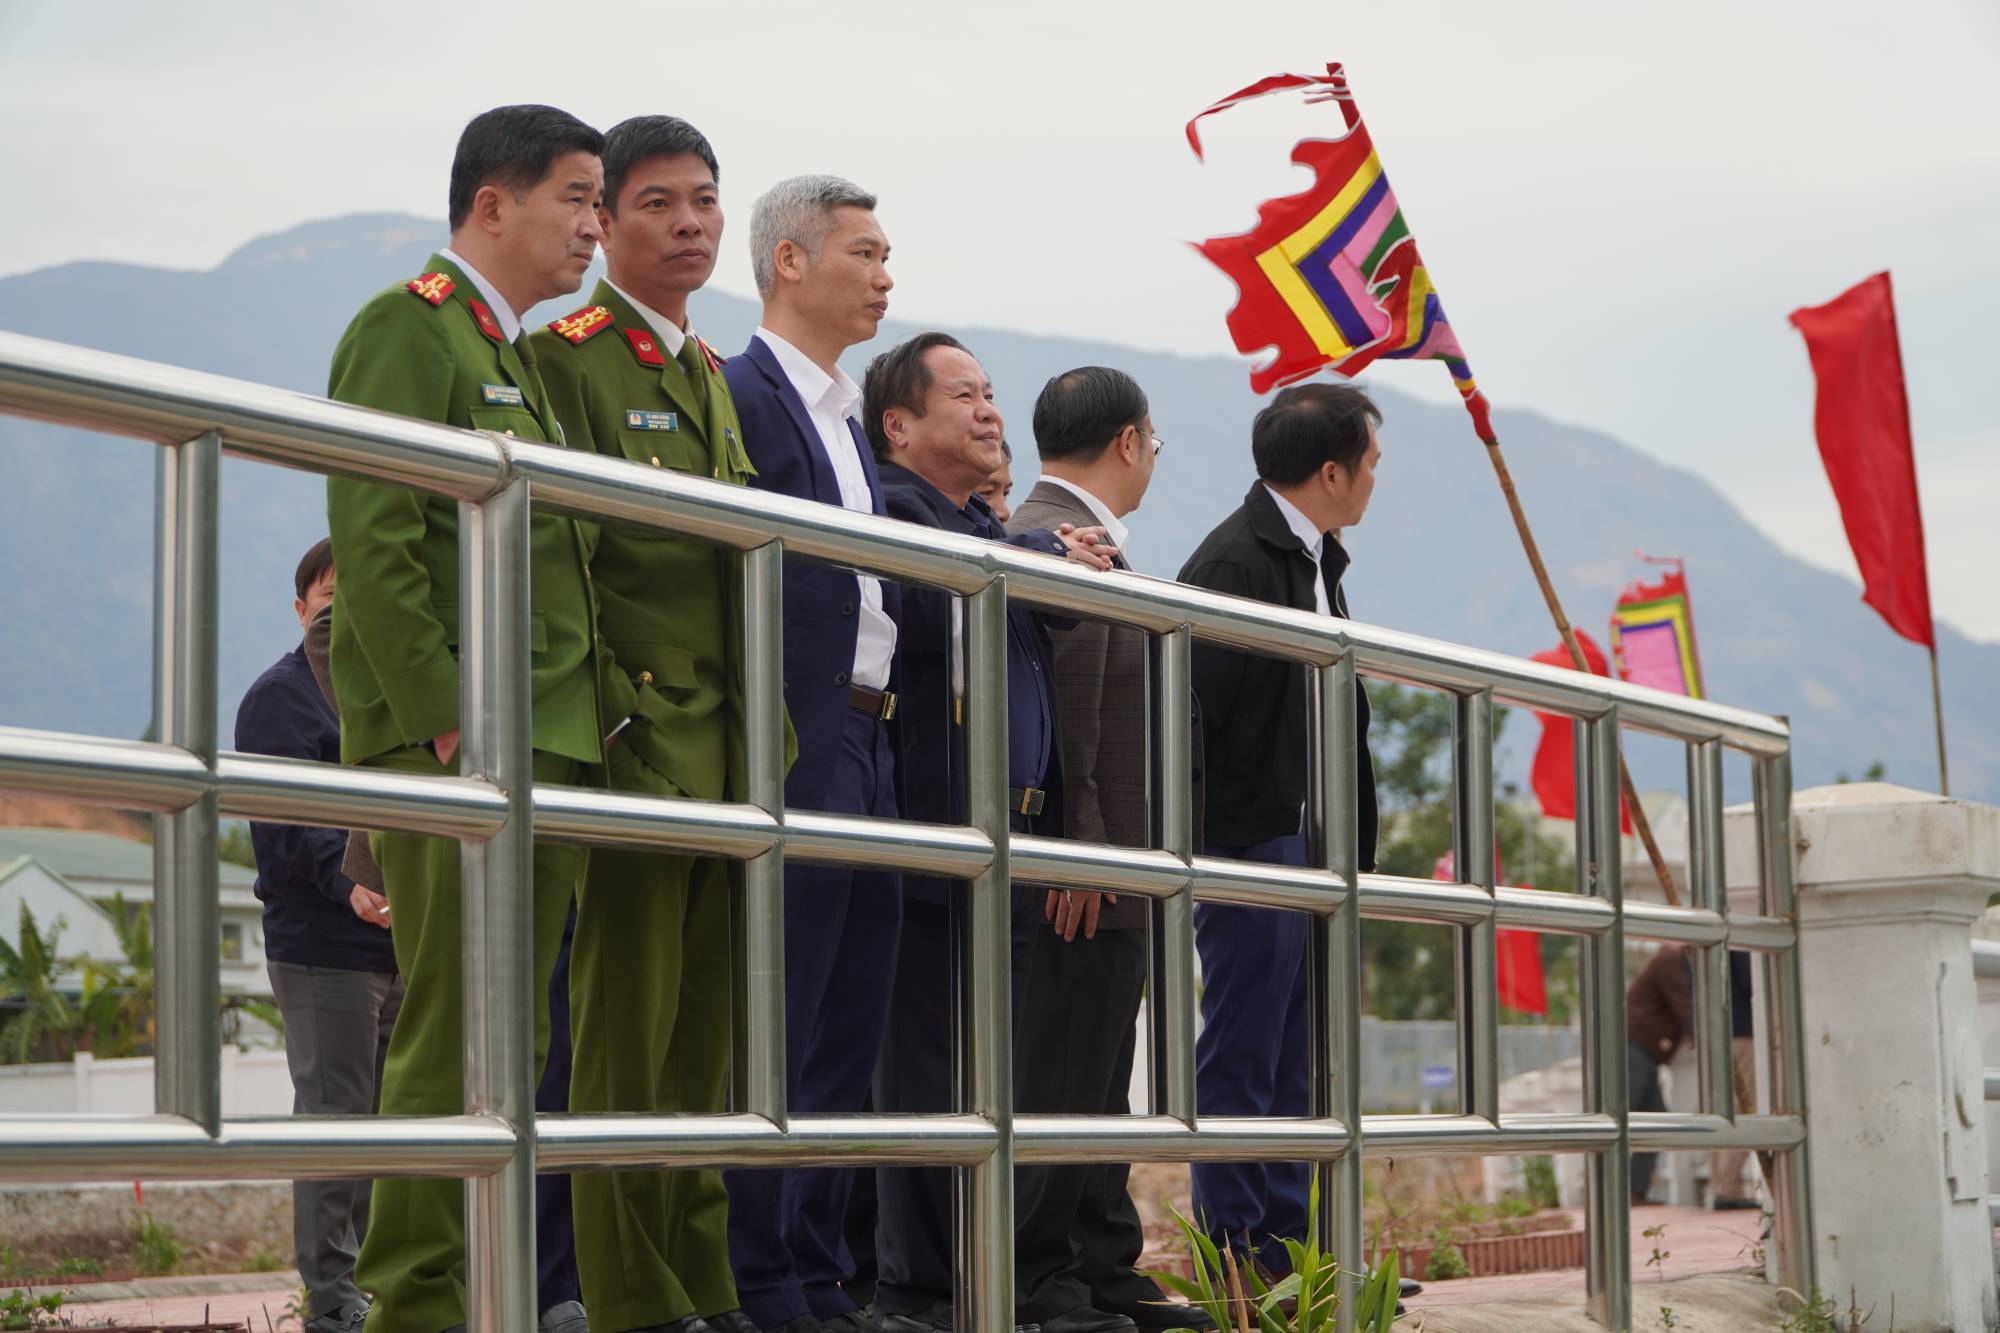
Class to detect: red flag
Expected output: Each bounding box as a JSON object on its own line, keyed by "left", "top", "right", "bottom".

{"left": 1529, "top": 630, "right": 1632, "bottom": 833}
{"left": 1432, "top": 853, "right": 1547, "bottom": 1015}
{"left": 1496, "top": 928, "right": 1548, "bottom": 1016}
{"left": 1788, "top": 272, "right": 1935, "bottom": 649}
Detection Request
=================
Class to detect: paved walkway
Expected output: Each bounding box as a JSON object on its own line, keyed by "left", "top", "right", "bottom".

{"left": 55, "top": 1204, "right": 1768, "bottom": 1328}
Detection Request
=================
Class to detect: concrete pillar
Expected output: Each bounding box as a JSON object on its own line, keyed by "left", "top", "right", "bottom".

{"left": 1727, "top": 781, "right": 2000, "bottom": 1332}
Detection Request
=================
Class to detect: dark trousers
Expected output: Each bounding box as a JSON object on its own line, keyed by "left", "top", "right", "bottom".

{"left": 1190, "top": 833, "right": 1311, "bottom": 1272}
{"left": 535, "top": 903, "right": 581, "bottom": 1313}
{"left": 726, "top": 710, "right": 902, "bottom": 1327}
{"left": 872, "top": 870, "right": 1041, "bottom": 1318}
{"left": 267, "top": 960, "right": 403, "bottom": 1321}
{"left": 1629, "top": 1040, "right": 1667, "bottom": 1199}
{"left": 1014, "top": 923, "right": 1162, "bottom": 1322}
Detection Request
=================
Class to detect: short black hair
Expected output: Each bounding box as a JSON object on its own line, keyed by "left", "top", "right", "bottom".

{"left": 294, "top": 537, "right": 334, "bottom": 601}
{"left": 448, "top": 105, "right": 605, "bottom": 232}
{"left": 1251, "top": 383, "right": 1381, "bottom": 486}
{"left": 861, "top": 332, "right": 971, "bottom": 459}
{"left": 601, "top": 115, "right": 719, "bottom": 217}
{"left": 1032, "top": 366, "right": 1149, "bottom": 465}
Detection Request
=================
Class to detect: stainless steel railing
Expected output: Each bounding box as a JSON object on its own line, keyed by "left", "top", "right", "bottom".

{"left": 0, "top": 329, "right": 1814, "bottom": 1332}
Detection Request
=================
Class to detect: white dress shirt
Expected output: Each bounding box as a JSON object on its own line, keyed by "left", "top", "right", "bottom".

{"left": 1039, "top": 474, "right": 1131, "bottom": 556}
{"left": 607, "top": 280, "right": 689, "bottom": 357}
{"left": 754, "top": 327, "right": 897, "bottom": 690}
{"left": 439, "top": 248, "right": 522, "bottom": 343}
{"left": 1264, "top": 484, "right": 1331, "bottom": 616}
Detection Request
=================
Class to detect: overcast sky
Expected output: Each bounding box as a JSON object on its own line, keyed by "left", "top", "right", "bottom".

{"left": 4, "top": 0, "right": 1996, "bottom": 640}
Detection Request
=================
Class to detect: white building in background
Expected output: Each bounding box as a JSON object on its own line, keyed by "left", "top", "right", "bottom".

{"left": 0, "top": 825, "right": 270, "bottom": 1000}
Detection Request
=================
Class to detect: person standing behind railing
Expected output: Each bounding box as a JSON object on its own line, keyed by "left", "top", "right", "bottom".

{"left": 1626, "top": 943, "right": 1694, "bottom": 1205}
{"left": 236, "top": 539, "right": 401, "bottom": 1333}
{"left": 324, "top": 105, "right": 608, "bottom": 1333}
{"left": 861, "top": 332, "right": 1113, "bottom": 1333}
{"left": 1006, "top": 367, "right": 1216, "bottom": 1333}
{"left": 719, "top": 175, "right": 903, "bottom": 1333}
{"left": 1178, "top": 384, "right": 1381, "bottom": 1278}
{"left": 533, "top": 113, "right": 795, "bottom": 1333}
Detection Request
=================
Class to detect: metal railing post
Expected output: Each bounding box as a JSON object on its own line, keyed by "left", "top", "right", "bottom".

{"left": 151, "top": 430, "right": 222, "bottom": 1133}
{"left": 959, "top": 579, "right": 1014, "bottom": 1332}
{"left": 1454, "top": 688, "right": 1499, "bottom": 1123}
{"left": 739, "top": 541, "right": 788, "bottom": 1125}
{"left": 1312, "top": 655, "right": 1365, "bottom": 1333}
{"left": 1581, "top": 710, "right": 1631, "bottom": 1330}
{"left": 1152, "top": 626, "right": 1198, "bottom": 1125}
{"left": 1756, "top": 751, "right": 1818, "bottom": 1298}
{"left": 459, "top": 478, "right": 537, "bottom": 1333}
{"left": 1687, "top": 740, "right": 1734, "bottom": 1120}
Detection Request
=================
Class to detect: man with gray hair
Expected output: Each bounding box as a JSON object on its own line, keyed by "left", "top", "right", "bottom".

{"left": 722, "top": 176, "right": 899, "bottom": 1333}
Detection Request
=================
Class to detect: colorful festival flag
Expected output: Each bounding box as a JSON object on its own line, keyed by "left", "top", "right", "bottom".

{"left": 1186, "top": 62, "right": 1495, "bottom": 443}
{"left": 1528, "top": 630, "right": 1633, "bottom": 834}
{"left": 1609, "top": 557, "right": 1705, "bottom": 699}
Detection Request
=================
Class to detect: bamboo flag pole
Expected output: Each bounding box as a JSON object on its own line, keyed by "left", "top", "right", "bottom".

{"left": 1483, "top": 442, "right": 1680, "bottom": 903}
{"left": 1929, "top": 647, "right": 1950, "bottom": 796}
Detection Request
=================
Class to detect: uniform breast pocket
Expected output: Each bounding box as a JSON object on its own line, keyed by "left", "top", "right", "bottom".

{"left": 617, "top": 429, "right": 705, "bottom": 475}
{"left": 469, "top": 406, "right": 545, "bottom": 441}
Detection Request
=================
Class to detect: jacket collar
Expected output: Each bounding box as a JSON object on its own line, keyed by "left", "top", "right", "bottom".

{"left": 595, "top": 280, "right": 710, "bottom": 437}
{"left": 745, "top": 335, "right": 840, "bottom": 500}
{"left": 879, "top": 460, "right": 994, "bottom": 537}
{"left": 426, "top": 252, "right": 545, "bottom": 423}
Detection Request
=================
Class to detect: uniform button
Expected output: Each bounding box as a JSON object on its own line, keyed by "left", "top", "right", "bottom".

{"left": 650, "top": 455, "right": 661, "bottom": 467}
{"left": 841, "top": 600, "right": 856, "bottom": 616}
{"left": 638, "top": 671, "right": 653, "bottom": 686}
{"left": 833, "top": 671, "right": 850, "bottom": 687}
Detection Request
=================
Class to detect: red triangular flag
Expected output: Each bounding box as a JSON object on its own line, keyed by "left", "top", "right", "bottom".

{"left": 1529, "top": 630, "right": 1632, "bottom": 834}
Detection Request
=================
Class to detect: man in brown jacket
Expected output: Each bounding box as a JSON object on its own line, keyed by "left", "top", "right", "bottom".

{"left": 1008, "top": 367, "right": 1213, "bottom": 1333}
{"left": 1627, "top": 943, "right": 1694, "bottom": 1204}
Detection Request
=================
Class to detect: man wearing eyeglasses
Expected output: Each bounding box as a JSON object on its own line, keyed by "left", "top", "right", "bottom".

{"left": 1005, "top": 368, "right": 1212, "bottom": 1333}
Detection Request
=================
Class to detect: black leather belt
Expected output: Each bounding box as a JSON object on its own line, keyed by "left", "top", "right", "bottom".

{"left": 1009, "top": 786, "right": 1046, "bottom": 818}
{"left": 849, "top": 684, "right": 897, "bottom": 720}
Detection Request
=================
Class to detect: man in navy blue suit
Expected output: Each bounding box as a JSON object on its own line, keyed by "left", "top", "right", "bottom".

{"left": 720, "top": 175, "right": 904, "bottom": 1333}
{"left": 859, "top": 333, "right": 1121, "bottom": 1333}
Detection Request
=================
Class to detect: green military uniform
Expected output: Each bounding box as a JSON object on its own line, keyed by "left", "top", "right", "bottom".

{"left": 532, "top": 280, "right": 790, "bottom": 1330}
{"left": 325, "top": 254, "right": 602, "bottom": 1333}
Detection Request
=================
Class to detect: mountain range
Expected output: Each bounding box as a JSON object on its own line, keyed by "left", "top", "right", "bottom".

{"left": 1, "top": 213, "right": 1990, "bottom": 805}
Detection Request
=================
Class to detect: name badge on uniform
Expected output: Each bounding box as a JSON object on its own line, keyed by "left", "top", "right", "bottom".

{"left": 626, "top": 410, "right": 678, "bottom": 432}
{"left": 481, "top": 384, "right": 524, "bottom": 406}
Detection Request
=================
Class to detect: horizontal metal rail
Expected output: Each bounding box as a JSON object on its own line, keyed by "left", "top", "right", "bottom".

{"left": 0, "top": 330, "right": 1813, "bottom": 1333}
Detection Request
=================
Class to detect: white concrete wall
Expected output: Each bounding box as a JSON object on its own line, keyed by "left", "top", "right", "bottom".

{"left": 0, "top": 1047, "right": 293, "bottom": 1117}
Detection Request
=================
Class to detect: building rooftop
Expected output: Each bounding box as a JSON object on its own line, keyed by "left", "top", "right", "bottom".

{"left": 0, "top": 826, "right": 258, "bottom": 891}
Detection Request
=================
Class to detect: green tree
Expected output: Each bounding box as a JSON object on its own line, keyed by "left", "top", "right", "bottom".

{"left": 216, "top": 821, "right": 257, "bottom": 869}
{"left": 1363, "top": 685, "right": 1580, "bottom": 1025}
{"left": 75, "top": 893, "right": 155, "bottom": 1057}
{"left": 0, "top": 904, "right": 80, "bottom": 1062}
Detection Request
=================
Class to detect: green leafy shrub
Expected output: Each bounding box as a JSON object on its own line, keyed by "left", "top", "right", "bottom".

{"left": 134, "top": 1212, "right": 182, "bottom": 1275}
{"left": 1145, "top": 1170, "right": 1402, "bottom": 1331}
{"left": 1424, "top": 1241, "right": 1470, "bottom": 1281}
{"left": 0, "top": 1289, "right": 64, "bottom": 1331}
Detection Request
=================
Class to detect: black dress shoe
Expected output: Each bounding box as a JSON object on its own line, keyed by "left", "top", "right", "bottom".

{"left": 878, "top": 1302, "right": 1036, "bottom": 1333}
{"left": 1038, "top": 1308, "right": 1135, "bottom": 1333}
{"left": 703, "top": 1314, "right": 763, "bottom": 1333}
{"left": 761, "top": 1320, "right": 824, "bottom": 1333}
{"left": 1126, "top": 1302, "right": 1217, "bottom": 1332}
{"left": 634, "top": 1319, "right": 713, "bottom": 1333}
{"left": 821, "top": 1310, "right": 888, "bottom": 1333}
{"left": 1398, "top": 1276, "right": 1423, "bottom": 1297}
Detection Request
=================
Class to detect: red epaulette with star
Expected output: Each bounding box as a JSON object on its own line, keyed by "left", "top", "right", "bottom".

{"left": 695, "top": 335, "right": 724, "bottom": 373}
{"left": 467, "top": 299, "right": 504, "bottom": 341}
{"left": 549, "top": 305, "right": 612, "bottom": 345}
{"left": 621, "top": 327, "right": 665, "bottom": 367}
{"left": 406, "top": 272, "right": 454, "bottom": 306}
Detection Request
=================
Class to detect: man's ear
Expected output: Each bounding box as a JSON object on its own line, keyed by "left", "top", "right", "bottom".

{"left": 471, "top": 183, "right": 508, "bottom": 237}
{"left": 772, "top": 237, "right": 806, "bottom": 287}
{"left": 879, "top": 407, "right": 908, "bottom": 452}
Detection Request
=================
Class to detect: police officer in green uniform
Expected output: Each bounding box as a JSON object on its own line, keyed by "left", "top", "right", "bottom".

{"left": 532, "top": 114, "right": 791, "bottom": 1333}
{"left": 325, "top": 105, "right": 607, "bottom": 1333}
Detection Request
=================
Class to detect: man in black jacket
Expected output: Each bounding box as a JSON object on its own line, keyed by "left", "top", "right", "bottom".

{"left": 235, "top": 540, "right": 401, "bottom": 1333}
{"left": 1177, "top": 384, "right": 1381, "bottom": 1273}
{"left": 858, "top": 332, "right": 1118, "bottom": 1333}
